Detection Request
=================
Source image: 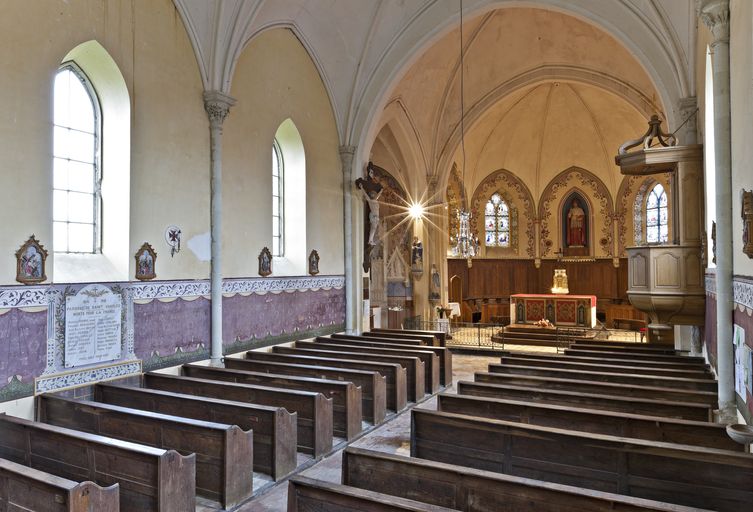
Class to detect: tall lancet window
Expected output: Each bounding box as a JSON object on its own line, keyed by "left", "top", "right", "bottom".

{"left": 272, "top": 138, "right": 284, "bottom": 257}
{"left": 53, "top": 64, "right": 100, "bottom": 253}
{"left": 646, "top": 183, "right": 668, "bottom": 243}
{"left": 485, "top": 193, "right": 510, "bottom": 247}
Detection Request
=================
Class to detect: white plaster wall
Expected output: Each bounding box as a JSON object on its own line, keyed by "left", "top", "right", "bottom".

{"left": 224, "top": 28, "right": 343, "bottom": 278}
{"left": 730, "top": 0, "right": 753, "bottom": 278}
{"left": 0, "top": 0, "right": 209, "bottom": 285}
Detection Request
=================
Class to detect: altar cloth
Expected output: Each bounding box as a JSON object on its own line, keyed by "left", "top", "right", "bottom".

{"left": 510, "top": 294, "right": 597, "bottom": 328}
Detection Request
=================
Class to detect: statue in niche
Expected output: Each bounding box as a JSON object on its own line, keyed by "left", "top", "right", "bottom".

{"left": 742, "top": 189, "right": 753, "bottom": 258}
{"left": 411, "top": 237, "right": 423, "bottom": 276}
{"left": 429, "top": 263, "right": 440, "bottom": 301}
{"left": 566, "top": 199, "right": 586, "bottom": 247}
{"left": 355, "top": 162, "right": 384, "bottom": 246}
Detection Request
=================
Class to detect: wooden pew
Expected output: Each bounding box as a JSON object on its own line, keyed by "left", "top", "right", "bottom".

{"left": 272, "top": 345, "right": 425, "bottom": 402}
{"left": 37, "top": 394, "right": 252, "bottom": 510}
{"left": 182, "top": 363, "right": 362, "bottom": 440}
{"left": 564, "top": 349, "right": 706, "bottom": 364}
{"left": 569, "top": 343, "right": 681, "bottom": 355}
{"left": 512, "top": 352, "right": 711, "bottom": 372}
{"left": 143, "top": 373, "right": 333, "bottom": 458}
{"left": 287, "top": 476, "right": 455, "bottom": 511}
{"left": 488, "top": 363, "right": 718, "bottom": 392}
{"left": 341, "top": 447, "right": 714, "bottom": 512}
{"left": 371, "top": 327, "right": 446, "bottom": 347}
{"left": 0, "top": 414, "right": 195, "bottom": 512}
{"left": 0, "top": 457, "right": 119, "bottom": 512}
{"left": 331, "top": 332, "right": 425, "bottom": 346}
{"left": 499, "top": 355, "right": 712, "bottom": 380}
{"left": 328, "top": 334, "right": 453, "bottom": 386}
{"left": 94, "top": 382, "right": 296, "bottom": 480}
{"left": 474, "top": 372, "right": 718, "bottom": 405}
{"left": 304, "top": 339, "right": 440, "bottom": 393}
{"left": 224, "top": 357, "right": 386, "bottom": 424}
{"left": 244, "top": 351, "right": 405, "bottom": 413}
{"left": 411, "top": 409, "right": 753, "bottom": 512}
{"left": 456, "top": 381, "right": 713, "bottom": 421}
{"left": 436, "top": 393, "right": 740, "bottom": 451}
{"left": 362, "top": 331, "right": 436, "bottom": 347}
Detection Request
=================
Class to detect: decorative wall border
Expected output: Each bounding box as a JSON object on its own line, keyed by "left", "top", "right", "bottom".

{"left": 35, "top": 360, "right": 142, "bottom": 394}
{"left": 733, "top": 277, "right": 753, "bottom": 311}
{"left": 0, "top": 286, "right": 49, "bottom": 308}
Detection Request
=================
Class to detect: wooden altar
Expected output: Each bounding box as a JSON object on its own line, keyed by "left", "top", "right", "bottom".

{"left": 510, "top": 294, "right": 597, "bottom": 328}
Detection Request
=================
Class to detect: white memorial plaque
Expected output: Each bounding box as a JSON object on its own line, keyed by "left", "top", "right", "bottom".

{"left": 65, "top": 284, "right": 122, "bottom": 368}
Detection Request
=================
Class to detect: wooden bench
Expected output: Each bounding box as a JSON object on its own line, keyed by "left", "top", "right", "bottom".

{"left": 437, "top": 393, "right": 740, "bottom": 451}
{"left": 569, "top": 343, "right": 681, "bottom": 355}
{"left": 287, "top": 475, "right": 455, "bottom": 511}
{"left": 499, "top": 355, "right": 713, "bottom": 380}
{"left": 273, "top": 345, "right": 425, "bottom": 402}
{"left": 0, "top": 413, "right": 195, "bottom": 512}
{"left": 513, "top": 352, "right": 711, "bottom": 371}
{"left": 305, "top": 339, "right": 440, "bottom": 393}
{"left": 94, "top": 382, "right": 296, "bottom": 480}
{"left": 0, "top": 457, "right": 119, "bottom": 512}
{"left": 331, "top": 333, "right": 425, "bottom": 346}
{"left": 362, "top": 331, "right": 437, "bottom": 347}
{"left": 612, "top": 318, "right": 649, "bottom": 333}
{"left": 249, "top": 350, "right": 407, "bottom": 412}
{"left": 143, "top": 373, "right": 333, "bottom": 458}
{"left": 564, "top": 349, "right": 706, "bottom": 364}
{"left": 182, "top": 363, "right": 362, "bottom": 440}
{"left": 328, "top": 334, "right": 453, "bottom": 386}
{"left": 341, "top": 447, "right": 714, "bottom": 512}
{"left": 371, "top": 328, "right": 446, "bottom": 347}
{"left": 411, "top": 409, "right": 753, "bottom": 511}
{"left": 456, "top": 381, "right": 713, "bottom": 421}
{"left": 37, "top": 394, "right": 253, "bottom": 510}
{"left": 224, "top": 357, "right": 386, "bottom": 425}
{"left": 488, "top": 363, "right": 718, "bottom": 392}
{"left": 474, "top": 371, "right": 718, "bottom": 405}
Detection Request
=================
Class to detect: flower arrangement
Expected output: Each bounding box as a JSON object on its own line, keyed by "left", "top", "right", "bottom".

{"left": 534, "top": 318, "right": 553, "bottom": 328}
{"left": 436, "top": 304, "right": 452, "bottom": 319}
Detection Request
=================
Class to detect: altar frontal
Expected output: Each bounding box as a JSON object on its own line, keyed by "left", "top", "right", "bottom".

{"left": 510, "top": 294, "right": 597, "bottom": 328}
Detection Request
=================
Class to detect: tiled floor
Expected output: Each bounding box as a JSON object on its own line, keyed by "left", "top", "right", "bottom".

{"left": 227, "top": 352, "right": 501, "bottom": 511}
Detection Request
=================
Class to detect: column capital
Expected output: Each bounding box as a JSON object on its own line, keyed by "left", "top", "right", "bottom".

{"left": 203, "top": 90, "right": 236, "bottom": 126}
{"left": 697, "top": 0, "right": 729, "bottom": 45}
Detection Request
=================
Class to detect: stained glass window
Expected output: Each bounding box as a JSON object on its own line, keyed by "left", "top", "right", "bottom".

{"left": 485, "top": 193, "right": 510, "bottom": 247}
{"left": 646, "top": 183, "right": 668, "bottom": 243}
{"left": 272, "top": 139, "right": 284, "bottom": 257}
{"left": 53, "top": 65, "right": 100, "bottom": 253}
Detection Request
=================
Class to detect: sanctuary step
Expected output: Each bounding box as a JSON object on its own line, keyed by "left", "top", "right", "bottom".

{"left": 492, "top": 324, "right": 598, "bottom": 347}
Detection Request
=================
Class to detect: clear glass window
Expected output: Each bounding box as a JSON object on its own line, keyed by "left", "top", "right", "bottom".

{"left": 272, "top": 139, "right": 284, "bottom": 257}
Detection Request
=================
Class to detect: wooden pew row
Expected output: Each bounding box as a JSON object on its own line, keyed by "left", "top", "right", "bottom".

{"left": 225, "top": 357, "right": 386, "bottom": 425}
{"left": 287, "top": 476, "right": 455, "bottom": 511}
{"left": 0, "top": 457, "right": 119, "bottom": 512}
{"left": 328, "top": 334, "right": 453, "bottom": 386}
{"left": 245, "top": 351, "right": 407, "bottom": 412}
{"left": 488, "top": 363, "right": 718, "bottom": 392}
{"left": 568, "top": 340, "right": 678, "bottom": 349}
{"left": 564, "top": 349, "right": 706, "bottom": 364}
{"left": 410, "top": 409, "right": 753, "bottom": 512}
{"left": 474, "top": 371, "right": 718, "bottom": 406}
{"left": 182, "top": 364, "right": 362, "bottom": 440}
{"left": 272, "top": 345, "right": 426, "bottom": 403}
{"left": 341, "top": 447, "right": 714, "bottom": 512}
{"left": 304, "top": 339, "right": 440, "bottom": 393}
{"left": 456, "top": 381, "right": 713, "bottom": 421}
{"left": 363, "top": 331, "right": 437, "bottom": 347}
{"left": 569, "top": 343, "right": 681, "bottom": 355}
{"left": 436, "top": 393, "right": 740, "bottom": 451}
{"left": 0, "top": 414, "right": 195, "bottom": 512}
{"left": 37, "top": 394, "right": 252, "bottom": 510}
{"left": 332, "top": 333, "right": 425, "bottom": 346}
{"left": 499, "top": 355, "right": 712, "bottom": 380}
{"left": 94, "top": 383, "right": 296, "bottom": 480}
{"left": 143, "top": 373, "right": 333, "bottom": 458}
{"left": 371, "top": 327, "right": 446, "bottom": 347}
{"left": 513, "top": 352, "right": 710, "bottom": 371}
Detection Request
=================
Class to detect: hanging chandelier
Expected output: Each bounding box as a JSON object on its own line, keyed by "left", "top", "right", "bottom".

{"left": 451, "top": 0, "right": 478, "bottom": 267}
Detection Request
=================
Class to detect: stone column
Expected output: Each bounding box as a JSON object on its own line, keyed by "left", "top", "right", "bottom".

{"left": 204, "top": 91, "right": 236, "bottom": 367}
{"left": 339, "top": 146, "right": 358, "bottom": 333}
{"left": 699, "top": 0, "right": 736, "bottom": 422}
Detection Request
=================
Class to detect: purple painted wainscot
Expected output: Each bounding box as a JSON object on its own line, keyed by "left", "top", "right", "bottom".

{"left": 0, "top": 308, "right": 47, "bottom": 400}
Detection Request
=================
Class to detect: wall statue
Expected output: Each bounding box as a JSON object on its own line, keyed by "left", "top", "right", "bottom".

{"left": 355, "top": 162, "right": 384, "bottom": 247}
{"left": 566, "top": 199, "right": 586, "bottom": 247}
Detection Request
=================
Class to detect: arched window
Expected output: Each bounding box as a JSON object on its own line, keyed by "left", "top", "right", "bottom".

{"left": 53, "top": 64, "right": 100, "bottom": 254}
{"left": 272, "top": 138, "right": 284, "bottom": 257}
{"left": 646, "top": 183, "right": 668, "bottom": 243}
{"left": 484, "top": 193, "right": 510, "bottom": 247}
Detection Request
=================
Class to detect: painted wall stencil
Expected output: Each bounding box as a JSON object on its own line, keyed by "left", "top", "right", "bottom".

{"left": 135, "top": 243, "right": 157, "bottom": 281}
{"left": 258, "top": 247, "right": 272, "bottom": 277}
{"left": 165, "top": 225, "right": 182, "bottom": 257}
{"left": 308, "top": 249, "right": 320, "bottom": 275}
{"left": 742, "top": 189, "right": 753, "bottom": 258}
{"left": 15, "top": 235, "right": 48, "bottom": 284}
